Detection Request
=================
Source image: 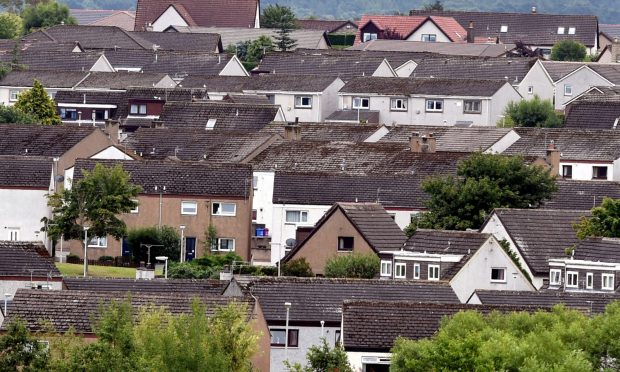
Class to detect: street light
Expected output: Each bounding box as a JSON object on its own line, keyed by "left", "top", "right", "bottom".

{"left": 320, "top": 320, "right": 325, "bottom": 337}
{"left": 83, "top": 226, "right": 90, "bottom": 277}
{"left": 284, "top": 302, "right": 292, "bottom": 361}
{"left": 179, "top": 225, "right": 186, "bottom": 263}
{"left": 3, "top": 293, "right": 10, "bottom": 317}
{"left": 140, "top": 243, "right": 163, "bottom": 268}
{"left": 156, "top": 256, "right": 169, "bottom": 279}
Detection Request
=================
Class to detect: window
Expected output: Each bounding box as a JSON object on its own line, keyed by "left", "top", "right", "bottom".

{"left": 215, "top": 238, "right": 235, "bottom": 252}
{"left": 421, "top": 34, "right": 437, "bottom": 42}
{"left": 88, "top": 236, "right": 107, "bottom": 248}
{"left": 586, "top": 272, "right": 594, "bottom": 289}
{"left": 568, "top": 27, "right": 576, "bottom": 35}
{"left": 205, "top": 118, "right": 217, "bottom": 130}
{"left": 557, "top": 27, "right": 565, "bottom": 34}
{"left": 181, "top": 201, "right": 197, "bottom": 215}
{"left": 363, "top": 33, "right": 377, "bottom": 42}
{"left": 527, "top": 86, "right": 534, "bottom": 95}
{"left": 380, "top": 260, "right": 392, "bottom": 277}
{"left": 252, "top": 175, "right": 259, "bottom": 190}
{"left": 413, "top": 263, "right": 420, "bottom": 279}
{"left": 491, "top": 268, "right": 506, "bottom": 282}
{"left": 130, "top": 104, "right": 147, "bottom": 115}
{"left": 500, "top": 25, "right": 508, "bottom": 33}
{"left": 60, "top": 108, "right": 78, "bottom": 120}
{"left": 270, "top": 329, "right": 299, "bottom": 347}
{"left": 295, "top": 96, "right": 312, "bottom": 109}
{"left": 390, "top": 98, "right": 408, "bottom": 111}
{"left": 564, "top": 84, "right": 573, "bottom": 96}
{"left": 338, "top": 236, "right": 354, "bottom": 251}
{"left": 562, "top": 165, "right": 573, "bottom": 179}
{"left": 550, "top": 269, "right": 562, "bottom": 285}
{"left": 593, "top": 166, "right": 608, "bottom": 180}
{"left": 252, "top": 209, "right": 257, "bottom": 221}
{"left": 212, "top": 202, "right": 236, "bottom": 216}
{"left": 285, "top": 210, "right": 308, "bottom": 223}
{"left": 566, "top": 271, "right": 578, "bottom": 288}
{"left": 428, "top": 264, "right": 440, "bottom": 280}
{"left": 335, "top": 330, "right": 341, "bottom": 344}
{"left": 395, "top": 263, "right": 406, "bottom": 278}
{"left": 352, "top": 97, "right": 370, "bottom": 109}
{"left": 266, "top": 94, "right": 275, "bottom": 104}
{"left": 463, "top": 100, "right": 482, "bottom": 114}
{"left": 602, "top": 274, "right": 615, "bottom": 290}
{"left": 425, "top": 99, "right": 443, "bottom": 112}
{"left": 7, "top": 228, "right": 19, "bottom": 241}
{"left": 130, "top": 199, "right": 139, "bottom": 213}
{"left": 9, "top": 90, "right": 19, "bottom": 102}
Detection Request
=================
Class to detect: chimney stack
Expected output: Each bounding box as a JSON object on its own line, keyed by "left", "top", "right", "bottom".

{"left": 531, "top": 6, "right": 537, "bottom": 14}
{"left": 151, "top": 119, "right": 165, "bottom": 128}
{"left": 546, "top": 143, "right": 560, "bottom": 176}
{"left": 466, "top": 21, "right": 475, "bottom": 43}
{"left": 409, "top": 132, "right": 436, "bottom": 153}
{"left": 284, "top": 117, "right": 301, "bottom": 141}
{"left": 104, "top": 119, "right": 120, "bottom": 145}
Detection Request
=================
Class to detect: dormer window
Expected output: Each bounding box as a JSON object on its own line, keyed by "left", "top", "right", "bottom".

{"left": 568, "top": 27, "right": 576, "bottom": 35}
{"left": 130, "top": 103, "right": 147, "bottom": 115}
{"left": 557, "top": 27, "right": 565, "bottom": 34}
{"left": 500, "top": 25, "right": 508, "bottom": 33}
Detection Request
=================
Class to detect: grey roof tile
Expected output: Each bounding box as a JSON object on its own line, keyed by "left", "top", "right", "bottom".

{"left": 0, "top": 70, "right": 88, "bottom": 88}
{"left": 340, "top": 77, "right": 509, "bottom": 96}
{"left": 405, "top": 229, "right": 490, "bottom": 255}
{"left": 0, "top": 156, "right": 52, "bottom": 187}
{"left": 75, "top": 71, "right": 172, "bottom": 90}
{"left": 259, "top": 122, "right": 381, "bottom": 142}
{"left": 565, "top": 99, "right": 620, "bottom": 130}
{"left": 412, "top": 56, "right": 535, "bottom": 81}
{"left": 379, "top": 126, "right": 512, "bottom": 152}
{"left": 0, "top": 241, "right": 61, "bottom": 277}
{"left": 63, "top": 277, "right": 226, "bottom": 294}
{"left": 544, "top": 180, "right": 620, "bottom": 210}
{"left": 0, "top": 124, "right": 97, "bottom": 157}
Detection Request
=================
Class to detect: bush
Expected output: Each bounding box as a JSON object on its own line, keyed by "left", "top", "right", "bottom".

{"left": 324, "top": 253, "right": 379, "bottom": 279}
{"left": 504, "top": 95, "right": 563, "bottom": 128}
{"left": 66, "top": 253, "right": 80, "bottom": 264}
{"left": 282, "top": 258, "right": 314, "bottom": 277}
{"left": 168, "top": 262, "right": 210, "bottom": 279}
{"left": 551, "top": 40, "right": 587, "bottom": 61}
{"left": 125, "top": 226, "right": 180, "bottom": 263}
{"left": 98, "top": 256, "right": 114, "bottom": 262}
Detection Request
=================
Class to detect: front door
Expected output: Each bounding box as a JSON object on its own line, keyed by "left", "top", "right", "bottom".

{"left": 185, "top": 237, "right": 196, "bottom": 261}
{"left": 121, "top": 238, "right": 131, "bottom": 257}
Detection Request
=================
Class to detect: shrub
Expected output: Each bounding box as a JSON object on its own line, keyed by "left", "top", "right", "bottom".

{"left": 168, "top": 262, "right": 210, "bottom": 279}
{"left": 98, "top": 256, "right": 114, "bottom": 262}
{"left": 282, "top": 258, "right": 314, "bottom": 277}
{"left": 504, "top": 95, "right": 563, "bottom": 128}
{"left": 324, "top": 253, "right": 380, "bottom": 279}
{"left": 551, "top": 40, "right": 587, "bottom": 61}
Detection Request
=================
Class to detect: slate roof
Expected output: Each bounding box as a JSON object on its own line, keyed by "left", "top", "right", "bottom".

{"left": 54, "top": 90, "right": 126, "bottom": 105}
{"left": 297, "top": 19, "right": 357, "bottom": 32}
{"left": 75, "top": 72, "right": 172, "bottom": 90}
{"left": 564, "top": 99, "right": 620, "bottom": 130}
{"left": 179, "top": 75, "right": 249, "bottom": 90}
{"left": 247, "top": 277, "right": 459, "bottom": 324}
{"left": 409, "top": 10, "right": 598, "bottom": 47}
{"left": 404, "top": 229, "right": 490, "bottom": 255}
{"left": 23, "top": 25, "right": 151, "bottom": 50}
{"left": 503, "top": 128, "right": 620, "bottom": 161}
{"left": 0, "top": 156, "right": 52, "bottom": 188}
{"left": 379, "top": 126, "right": 512, "bottom": 152}
{"left": 260, "top": 122, "right": 382, "bottom": 142}
{"left": 343, "top": 301, "right": 544, "bottom": 351}
{"left": 0, "top": 241, "right": 61, "bottom": 278}
{"left": 72, "top": 159, "right": 252, "bottom": 197}
{"left": 340, "top": 77, "right": 508, "bottom": 96}
{"left": 325, "top": 110, "right": 380, "bottom": 124}
{"left": 0, "top": 70, "right": 88, "bottom": 88}
{"left": 63, "top": 277, "right": 226, "bottom": 294}
{"left": 242, "top": 74, "right": 341, "bottom": 92}
{"left": 0, "top": 124, "right": 97, "bottom": 157}
{"left": 544, "top": 180, "right": 620, "bottom": 210}
{"left": 158, "top": 101, "right": 279, "bottom": 131}
{"left": 540, "top": 61, "right": 620, "bottom": 84}
{"left": 134, "top": 0, "right": 259, "bottom": 30}
{"left": 223, "top": 94, "right": 271, "bottom": 105}
{"left": 600, "top": 24, "right": 620, "bottom": 41}
{"left": 474, "top": 289, "right": 620, "bottom": 314}
{"left": 2, "top": 289, "right": 253, "bottom": 333}
{"left": 412, "top": 56, "right": 536, "bottom": 82}
{"left": 90, "top": 11, "right": 136, "bottom": 31}
{"left": 483, "top": 208, "right": 590, "bottom": 276}
{"left": 571, "top": 238, "right": 620, "bottom": 263}
{"left": 123, "top": 127, "right": 275, "bottom": 162}
{"left": 355, "top": 15, "right": 467, "bottom": 44}
{"left": 2, "top": 50, "right": 103, "bottom": 72}
{"left": 349, "top": 39, "right": 513, "bottom": 57}
{"left": 127, "top": 31, "right": 222, "bottom": 52}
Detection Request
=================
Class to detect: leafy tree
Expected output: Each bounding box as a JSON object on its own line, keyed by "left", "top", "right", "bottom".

{"left": 0, "top": 0, "right": 41, "bottom": 13}
{"left": 324, "top": 253, "right": 379, "bottom": 278}
{"left": 22, "top": 0, "right": 75, "bottom": 33}
{"left": 286, "top": 338, "right": 353, "bottom": 371}
{"left": 13, "top": 79, "right": 62, "bottom": 125}
{"left": 168, "top": 261, "right": 210, "bottom": 279}
{"left": 46, "top": 163, "right": 141, "bottom": 274}
{"left": 126, "top": 225, "right": 180, "bottom": 263}
{"left": 282, "top": 257, "right": 314, "bottom": 277}
{"left": 0, "top": 320, "right": 49, "bottom": 370}
{"left": 574, "top": 197, "right": 620, "bottom": 239}
{"left": 226, "top": 40, "right": 252, "bottom": 61}
{"left": 423, "top": 0, "right": 444, "bottom": 11}
{"left": 410, "top": 153, "right": 557, "bottom": 230}
{"left": 383, "top": 27, "right": 402, "bottom": 40}
{"left": 246, "top": 35, "right": 274, "bottom": 62}
{"left": 262, "top": 4, "right": 298, "bottom": 51}
{"left": 0, "top": 103, "right": 38, "bottom": 123}
{"left": 504, "top": 95, "right": 563, "bottom": 128}
{"left": 0, "top": 12, "right": 22, "bottom": 39}
{"left": 551, "top": 39, "right": 587, "bottom": 61}
{"left": 203, "top": 223, "right": 218, "bottom": 252}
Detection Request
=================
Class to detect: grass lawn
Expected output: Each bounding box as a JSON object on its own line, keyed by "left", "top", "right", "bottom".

{"left": 56, "top": 263, "right": 137, "bottom": 278}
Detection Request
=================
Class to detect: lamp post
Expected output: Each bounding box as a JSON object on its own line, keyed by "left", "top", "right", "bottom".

{"left": 156, "top": 256, "right": 169, "bottom": 279}
{"left": 320, "top": 320, "right": 325, "bottom": 337}
{"left": 83, "top": 226, "right": 90, "bottom": 277}
{"left": 284, "top": 302, "right": 292, "bottom": 362}
{"left": 179, "top": 225, "right": 186, "bottom": 263}
{"left": 3, "top": 293, "right": 10, "bottom": 317}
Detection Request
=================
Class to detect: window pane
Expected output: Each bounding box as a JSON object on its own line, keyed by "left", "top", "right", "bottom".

{"left": 286, "top": 211, "right": 300, "bottom": 222}
{"left": 491, "top": 268, "right": 505, "bottom": 281}
{"left": 338, "top": 236, "right": 354, "bottom": 251}
{"left": 222, "top": 203, "right": 235, "bottom": 214}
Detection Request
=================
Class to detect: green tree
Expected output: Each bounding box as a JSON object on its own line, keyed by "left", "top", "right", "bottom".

{"left": 324, "top": 253, "right": 379, "bottom": 278}
{"left": 246, "top": 35, "right": 274, "bottom": 62}
{"left": 22, "top": 0, "right": 75, "bottom": 33}
{"left": 0, "top": 103, "right": 37, "bottom": 123}
{"left": 46, "top": 163, "right": 141, "bottom": 275}
{"left": 574, "top": 197, "right": 620, "bottom": 239}
{"left": 410, "top": 152, "right": 557, "bottom": 230}
{"left": 287, "top": 337, "right": 353, "bottom": 372}
{"left": 551, "top": 39, "right": 587, "bottom": 61}
{"left": 0, "top": 12, "right": 22, "bottom": 39}
{"left": 126, "top": 225, "right": 180, "bottom": 263}
{"left": 0, "top": 320, "right": 49, "bottom": 371}
{"left": 262, "top": 4, "right": 298, "bottom": 51}
{"left": 282, "top": 257, "right": 314, "bottom": 277}
{"left": 203, "top": 223, "right": 218, "bottom": 252}
{"left": 504, "top": 95, "right": 563, "bottom": 128}
{"left": 13, "top": 79, "right": 61, "bottom": 125}
{"left": 423, "top": 0, "right": 444, "bottom": 11}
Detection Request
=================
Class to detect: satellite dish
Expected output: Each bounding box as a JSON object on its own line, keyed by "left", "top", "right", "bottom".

{"left": 285, "top": 238, "right": 297, "bottom": 248}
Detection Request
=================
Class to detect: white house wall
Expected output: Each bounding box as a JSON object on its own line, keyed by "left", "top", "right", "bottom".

{"left": 490, "top": 84, "right": 522, "bottom": 126}
{"left": 407, "top": 21, "right": 452, "bottom": 42}
{"left": 271, "top": 204, "right": 330, "bottom": 263}
{"left": 371, "top": 60, "right": 397, "bottom": 77}
{"left": 272, "top": 93, "right": 322, "bottom": 122}
{"left": 560, "top": 161, "right": 614, "bottom": 181}
{"left": 554, "top": 68, "right": 613, "bottom": 110}
{"left": 485, "top": 130, "right": 520, "bottom": 153}
{"left": 385, "top": 209, "right": 416, "bottom": 230}
{"left": 151, "top": 6, "right": 188, "bottom": 32}
{"left": 269, "top": 325, "right": 340, "bottom": 371}
{"left": 0, "top": 189, "right": 50, "bottom": 242}
{"left": 347, "top": 351, "right": 392, "bottom": 372}
{"left": 320, "top": 79, "right": 345, "bottom": 121}
{"left": 219, "top": 56, "right": 250, "bottom": 77}
{"left": 90, "top": 146, "right": 134, "bottom": 160}
{"left": 394, "top": 60, "right": 418, "bottom": 77}
{"left": 252, "top": 171, "right": 275, "bottom": 230}
{"left": 517, "top": 61, "right": 554, "bottom": 102}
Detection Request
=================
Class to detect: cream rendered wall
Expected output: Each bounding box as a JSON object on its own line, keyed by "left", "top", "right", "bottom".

{"left": 560, "top": 161, "right": 614, "bottom": 181}
{"left": 489, "top": 83, "right": 522, "bottom": 126}
{"left": 270, "top": 325, "right": 340, "bottom": 371}
{"left": 273, "top": 93, "right": 321, "bottom": 122}
{"left": 271, "top": 204, "right": 330, "bottom": 264}
{"left": 321, "top": 79, "right": 345, "bottom": 120}
{"left": 371, "top": 60, "right": 397, "bottom": 77}
{"left": 554, "top": 68, "right": 613, "bottom": 109}
{"left": 151, "top": 6, "right": 188, "bottom": 32}
{"left": 252, "top": 171, "right": 275, "bottom": 229}
{"left": 347, "top": 352, "right": 392, "bottom": 372}
{"left": 385, "top": 209, "right": 416, "bottom": 230}
{"left": 219, "top": 56, "right": 250, "bottom": 76}
{"left": 517, "top": 61, "right": 554, "bottom": 102}
{"left": 407, "top": 21, "right": 453, "bottom": 42}
{"left": 394, "top": 60, "right": 418, "bottom": 77}
{"left": 0, "top": 189, "right": 50, "bottom": 242}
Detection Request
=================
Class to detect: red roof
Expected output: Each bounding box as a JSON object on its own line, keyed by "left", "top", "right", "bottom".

{"left": 134, "top": 0, "right": 259, "bottom": 30}
{"left": 354, "top": 15, "right": 467, "bottom": 44}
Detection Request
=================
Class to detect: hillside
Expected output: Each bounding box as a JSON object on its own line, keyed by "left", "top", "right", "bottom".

{"left": 61, "top": 0, "right": 620, "bottom": 24}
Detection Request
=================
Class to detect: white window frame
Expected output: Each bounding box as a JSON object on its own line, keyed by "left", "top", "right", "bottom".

{"left": 9, "top": 90, "right": 19, "bottom": 102}
{"left": 380, "top": 260, "right": 392, "bottom": 277}
{"left": 130, "top": 199, "right": 139, "bottom": 214}
{"left": 557, "top": 27, "right": 565, "bottom": 34}
{"left": 363, "top": 33, "right": 377, "bottom": 42}
{"left": 425, "top": 99, "right": 443, "bottom": 112}
{"left": 463, "top": 99, "right": 482, "bottom": 114}
{"left": 564, "top": 84, "right": 573, "bottom": 96}
{"left": 428, "top": 264, "right": 440, "bottom": 281}
{"left": 130, "top": 103, "right": 147, "bottom": 115}
{"left": 212, "top": 202, "right": 236, "bottom": 216}
{"left": 88, "top": 236, "right": 107, "bottom": 248}
{"left": 586, "top": 272, "right": 594, "bottom": 289}
{"left": 568, "top": 27, "right": 576, "bottom": 35}
{"left": 500, "top": 25, "right": 508, "bottom": 33}
{"left": 285, "top": 210, "right": 308, "bottom": 223}
{"left": 593, "top": 166, "right": 608, "bottom": 180}
{"left": 352, "top": 97, "right": 370, "bottom": 109}
{"left": 294, "top": 95, "right": 313, "bottom": 109}
{"left": 566, "top": 271, "right": 578, "bottom": 288}
{"left": 491, "top": 267, "right": 507, "bottom": 283}
{"left": 413, "top": 263, "right": 420, "bottom": 279}
{"left": 550, "top": 269, "right": 562, "bottom": 285}
{"left": 394, "top": 262, "right": 406, "bottom": 279}
{"left": 527, "top": 86, "right": 534, "bottom": 95}
{"left": 390, "top": 97, "right": 408, "bottom": 111}
{"left": 181, "top": 201, "right": 198, "bottom": 215}
{"left": 215, "top": 238, "right": 235, "bottom": 252}
{"left": 421, "top": 34, "right": 437, "bottom": 42}
{"left": 602, "top": 273, "right": 615, "bottom": 290}
{"left": 252, "top": 175, "right": 259, "bottom": 190}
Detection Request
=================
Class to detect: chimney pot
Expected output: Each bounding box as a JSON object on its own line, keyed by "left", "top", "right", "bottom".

{"left": 466, "top": 21, "right": 475, "bottom": 43}
{"left": 531, "top": 6, "right": 537, "bottom": 14}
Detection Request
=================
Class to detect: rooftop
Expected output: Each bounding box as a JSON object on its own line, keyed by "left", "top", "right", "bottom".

{"left": 0, "top": 70, "right": 88, "bottom": 88}
{"left": 349, "top": 39, "right": 513, "bottom": 57}
{"left": 0, "top": 156, "right": 52, "bottom": 188}
{"left": 340, "top": 76, "right": 509, "bottom": 96}
{"left": 63, "top": 277, "right": 227, "bottom": 295}
{"left": 0, "top": 241, "right": 61, "bottom": 278}
{"left": 0, "top": 124, "right": 98, "bottom": 157}
{"left": 404, "top": 229, "right": 490, "bottom": 255}
{"left": 412, "top": 56, "right": 536, "bottom": 82}
{"left": 565, "top": 99, "right": 620, "bottom": 130}
{"left": 75, "top": 71, "right": 173, "bottom": 90}
{"left": 259, "top": 122, "right": 382, "bottom": 142}
{"left": 355, "top": 15, "right": 467, "bottom": 44}
{"left": 544, "top": 180, "right": 620, "bottom": 210}
{"left": 379, "top": 126, "right": 513, "bottom": 152}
